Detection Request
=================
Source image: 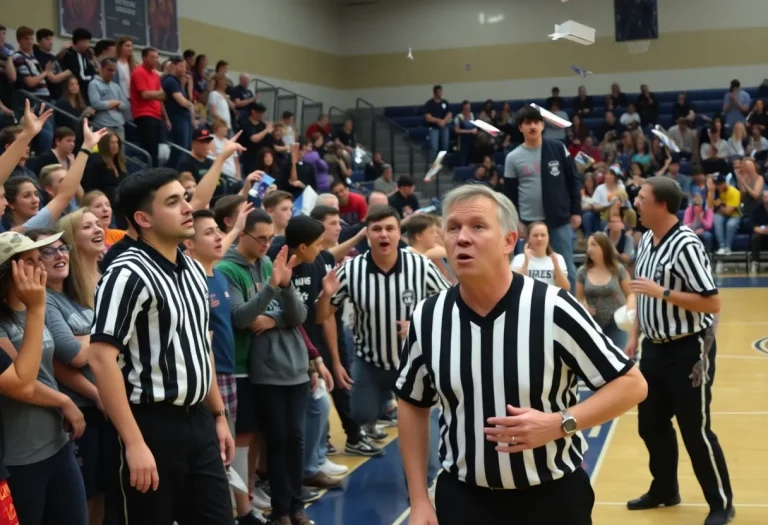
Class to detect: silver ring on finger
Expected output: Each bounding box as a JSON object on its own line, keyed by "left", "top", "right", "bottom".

{"left": 511, "top": 435, "right": 517, "bottom": 446}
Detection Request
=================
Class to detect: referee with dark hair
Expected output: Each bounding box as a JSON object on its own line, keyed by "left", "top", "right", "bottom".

{"left": 396, "top": 184, "right": 647, "bottom": 525}
{"left": 89, "top": 168, "right": 236, "bottom": 524}
{"left": 627, "top": 176, "right": 735, "bottom": 525}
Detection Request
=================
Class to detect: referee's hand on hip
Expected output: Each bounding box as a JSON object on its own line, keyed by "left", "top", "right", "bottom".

{"left": 484, "top": 405, "right": 563, "bottom": 453}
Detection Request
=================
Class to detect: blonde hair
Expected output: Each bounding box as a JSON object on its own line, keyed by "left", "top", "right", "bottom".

{"left": 80, "top": 190, "right": 107, "bottom": 208}
{"left": 211, "top": 117, "right": 228, "bottom": 133}
{"left": 58, "top": 208, "right": 98, "bottom": 308}
{"left": 178, "top": 172, "right": 196, "bottom": 185}
{"left": 39, "top": 164, "right": 66, "bottom": 189}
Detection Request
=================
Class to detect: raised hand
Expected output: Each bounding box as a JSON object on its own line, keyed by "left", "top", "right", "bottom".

{"left": 222, "top": 130, "right": 246, "bottom": 158}
{"left": 21, "top": 99, "right": 54, "bottom": 137}
{"left": 321, "top": 264, "right": 342, "bottom": 297}
{"left": 12, "top": 260, "right": 47, "bottom": 310}
{"left": 81, "top": 120, "right": 110, "bottom": 150}
{"left": 269, "top": 245, "right": 298, "bottom": 287}
{"left": 232, "top": 202, "right": 254, "bottom": 234}
{"left": 290, "top": 143, "right": 300, "bottom": 164}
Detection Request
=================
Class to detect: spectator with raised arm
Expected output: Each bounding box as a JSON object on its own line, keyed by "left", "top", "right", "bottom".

{"left": 723, "top": 79, "right": 751, "bottom": 128}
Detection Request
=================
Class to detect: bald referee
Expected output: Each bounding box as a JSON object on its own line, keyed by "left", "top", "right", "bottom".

{"left": 396, "top": 185, "right": 647, "bottom": 525}
{"left": 628, "top": 177, "right": 735, "bottom": 525}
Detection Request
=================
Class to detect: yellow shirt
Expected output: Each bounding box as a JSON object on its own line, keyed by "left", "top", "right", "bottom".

{"left": 717, "top": 185, "right": 741, "bottom": 217}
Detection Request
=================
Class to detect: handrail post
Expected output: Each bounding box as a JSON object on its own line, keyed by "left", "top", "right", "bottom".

{"left": 389, "top": 126, "right": 395, "bottom": 172}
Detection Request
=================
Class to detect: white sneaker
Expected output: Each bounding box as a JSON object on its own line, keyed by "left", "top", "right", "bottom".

{"left": 319, "top": 459, "right": 349, "bottom": 477}
{"left": 715, "top": 261, "right": 724, "bottom": 274}
{"left": 250, "top": 483, "right": 271, "bottom": 510}
{"left": 724, "top": 248, "right": 732, "bottom": 255}
{"left": 716, "top": 248, "right": 727, "bottom": 255}
{"left": 750, "top": 262, "right": 759, "bottom": 275}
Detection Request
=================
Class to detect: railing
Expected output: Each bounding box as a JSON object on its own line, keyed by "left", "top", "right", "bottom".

{"left": 248, "top": 79, "right": 323, "bottom": 133}
{"left": 328, "top": 106, "right": 353, "bottom": 132}
{"left": 18, "top": 90, "right": 152, "bottom": 170}
{"left": 355, "top": 98, "right": 377, "bottom": 155}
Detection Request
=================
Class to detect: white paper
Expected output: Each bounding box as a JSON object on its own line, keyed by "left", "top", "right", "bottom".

{"left": 651, "top": 126, "right": 681, "bottom": 153}
{"left": 425, "top": 151, "right": 447, "bottom": 181}
{"left": 470, "top": 120, "right": 500, "bottom": 136}
{"left": 228, "top": 468, "right": 249, "bottom": 494}
{"left": 407, "top": 47, "right": 414, "bottom": 60}
{"left": 571, "top": 65, "right": 592, "bottom": 78}
{"left": 300, "top": 186, "right": 318, "bottom": 215}
{"left": 529, "top": 103, "right": 572, "bottom": 128}
{"left": 575, "top": 151, "right": 594, "bottom": 165}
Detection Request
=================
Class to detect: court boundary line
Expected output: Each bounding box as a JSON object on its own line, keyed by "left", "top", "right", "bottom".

{"left": 392, "top": 506, "right": 411, "bottom": 525}
{"left": 589, "top": 417, "right": 620, "bottom": 483}
{"left": 595, "top": 501, "right": 768, "bottom": 508}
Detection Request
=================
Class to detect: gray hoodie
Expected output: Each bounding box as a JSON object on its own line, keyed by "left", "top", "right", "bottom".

{"left": 219, "top": 247, "right": 309, "bottom": 386}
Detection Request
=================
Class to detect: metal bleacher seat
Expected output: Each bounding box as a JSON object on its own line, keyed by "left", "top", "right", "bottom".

{"left": 694, "top": 99, "right": 723, "bottom": 114}
{"left": 392, "top": 116, "right": 425, "bottom": 129}
{"left": 384, "top": 106, "right": 420, "bottom": 118}
{"left": 408, "top": 127, "right": 429, "bottom": 140}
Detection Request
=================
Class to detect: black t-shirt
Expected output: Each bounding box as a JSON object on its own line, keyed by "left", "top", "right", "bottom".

{"left": 752, "top": 203, "right": 768, "bottom": 228}
{"left": 162, "top": 75, "right": 189, "bottom": 122}
{"left": 33, "top": 48, "right": 63, "bottom": 100}
{"left": 335, "top": 129, "right": 357, "bottom": 148}
{"left": 239, "top": 117, "right": 267, "bottom": 169}
{"left": 278, "top": 161, "right": 317, "bottom": 198}
{"left": 388, "top": 191, "right": 421, "bottom": 217}
{"left": 177, "top": 154, "right": 213, "bottom": 183}
{"left": 266, "top": 236, "right": 287, "bottom": 262}
{"left": 99, "top": 236, "right": 137, "bottom": 273}
{"left": 260, "top": 132, "right": 284, "bottom": 153}
{"left": 424, "top": 98, "right": 449, "bottom": 128}
{"left": 291, "top": 250, "right": 335, "bottom": 351}
{"left": 228, "top": 85, "right": 253, "bottom": 112}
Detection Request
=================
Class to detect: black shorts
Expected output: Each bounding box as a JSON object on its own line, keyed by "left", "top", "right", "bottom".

{"left": 235, "top": 378, "right": 259, "bottom": 434}
{"left": 73, "top": 406, "right": 109, "bottom": 498}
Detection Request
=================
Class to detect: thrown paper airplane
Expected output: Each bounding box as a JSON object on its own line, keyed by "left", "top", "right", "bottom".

{"left": 571, "top": 65, "right": 593, "bottom": 78}
{"left": 470, "top": 120, "right": 500, "bottom": 136}
{"left": 425, "top": 151, "right": 447, "bottom": 181}
{"left": 549, "top": 21, "right": 596, "bottom": 45}
{"left": 407, "top": 47, "right": 414, "bottom": 60}
{"left": 651, "top": 125, "right": 681, "bottom": 153}
{"left": 530, "top": 103, "right": 572, "bottom": 128}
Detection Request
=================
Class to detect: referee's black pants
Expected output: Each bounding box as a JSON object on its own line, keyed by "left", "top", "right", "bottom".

{"left": 103, "top": 403, "right": 233, "bottom": 525}
{"left": 638, "top": 333, "right": 733, "bottom": 511}
{"left": 434, "top": 468, "right": 594, "bottom": 524}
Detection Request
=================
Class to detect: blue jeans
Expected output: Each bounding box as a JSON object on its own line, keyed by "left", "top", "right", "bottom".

{"left": 428, "top": 126, "right": 449, "bottom": 162}
{"left": 582, "top": 211, "right": 603, "bottom": 237}
{"left": 351, "top": 357, "right": 440, "bottom": 485}
{"left": 303, "top": 389, "right": 331, "bottom": 478}
{"left": 698, "top": 231, "right": 714, "bottom": 252}
{"left": 713, "top": 214, "right": 740, "bottom": 250}
{"left": 7, "top": 442, "right": 88, "bottom": 525}
{"left": 168, "top": 115, "right": 191, "bottom": 169}
{"left": 548, "top": 222, "right": 577, "bottom": 292}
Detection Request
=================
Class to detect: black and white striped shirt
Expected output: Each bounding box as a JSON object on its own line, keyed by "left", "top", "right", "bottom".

{"left": 634, "top": 223, "right": 717, "bottom": 341}
{"left": 91, "top": 241, "right": 213, "bottom": 406}
{"left": 395, "top": 275, "right": 632, "bottom": 489}
{"left": 330, "top": 248, "right": 451, "bottom": 370}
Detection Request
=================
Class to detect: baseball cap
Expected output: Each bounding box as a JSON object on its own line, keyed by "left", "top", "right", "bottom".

{"left": 713, "top": 173, "right": 728, "bottom": 184}
{"left": 192, "top": 128, "right": 214, "bottom": 142}
{"left": 0, "top": 231, "right": 63, "bottom": 266}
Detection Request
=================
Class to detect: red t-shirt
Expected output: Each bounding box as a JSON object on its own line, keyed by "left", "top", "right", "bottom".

{"left": 306, "top": 122, "right": 331, "bottom": 139}
{"left": 130, "top": 66, "right": 162, "bottom": 120}
{"left": 339, "top": 191, "right": 368, "bottom": 225}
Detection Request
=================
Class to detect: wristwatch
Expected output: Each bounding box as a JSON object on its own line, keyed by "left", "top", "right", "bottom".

{"left": 663, "top": 289, "right": 671, "bottom": 299}
{"left": 560, "top": 410, "right": 578, "bottom": 437}
{"left": 212, "top": 409, "right": 229, "bottom": 419}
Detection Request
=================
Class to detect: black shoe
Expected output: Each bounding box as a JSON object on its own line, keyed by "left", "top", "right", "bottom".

{"left": 325, "top": 440, "right": 338, "bottom": 456}
{"left": 362, "top": 423, "right": 388, "bottom": 441}
{"left": 345, "top": 438, "right": 385, "bottom": 457}
{"left": 705, "top": 507, "right": 736, "bottom": 525}
{"left": 237, "top": 510, "right": 269, "bottom": 524}
{"left": 300, "top": 487, "right": 321, "bottom": 503}
{"left": 627, "top": 492, "right": 681, "bottom": 510}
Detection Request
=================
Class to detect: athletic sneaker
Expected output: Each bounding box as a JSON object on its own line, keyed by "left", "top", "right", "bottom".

{"left": 362, "top": 423, "right": 388, "bottom": 441}
{"left": 325, "top": 440, "right": 338, "bottom": 456}
{"left": 377, "top": 409, "right": 398, "bottom": 428}
{"left": 319, "top": 459, "right": 348, "bottom": 476}
{"left": 237, "top": 509, "right": 269, "bottom": 524}
{"left": 250, "top": 479, "right": 271, "bottom": 510}
{"left": 345, "top": 438, "right": 384, "bottom": 457}
{"left": 300, "top": 487, "right": 321, "bottom": 503}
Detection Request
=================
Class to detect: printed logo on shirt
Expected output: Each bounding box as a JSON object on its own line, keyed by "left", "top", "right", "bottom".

{"left": 210, "top": 293, "right": 221, "bottom": 309}
{"left": 653, "top": 264, "right": 664, "bottom": 283}
{"left": 529, "top": 269, "right": 554, "bottom": 280}
{"left": 401, "top": 289, "right": 416, "bottom": 306}
{"left": 548, "top": 160, "right": 561, "bottom": 177}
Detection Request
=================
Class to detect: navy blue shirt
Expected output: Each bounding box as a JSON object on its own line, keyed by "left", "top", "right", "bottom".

{"left": 207, "top": 269, "right": 236, "bottom": 374}
{"left": 162, "top": 74, "right": 189, "bottom": 122}
{"left": 424, "top": 98, "right": 449, "bottom": 128}
{"left": 291, "top": 250, "right": 335, "bottom": 353}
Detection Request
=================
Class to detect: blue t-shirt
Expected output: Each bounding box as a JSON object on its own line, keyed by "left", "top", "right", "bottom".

{"left": 162, "top": 74, "right": 189, "bottom": 122}
{"left": 208, "top": 269, "right": 236, "bottom": 374}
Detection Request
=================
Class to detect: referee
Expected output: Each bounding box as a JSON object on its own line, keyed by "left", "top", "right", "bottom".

{"left": 90, "top": 169, "right": 236, "bottom": 524}
{"left": 395, "top": 185, "right": 647, "bottom": 525}
{"left": 627, "top": 177, "right": 735, "bottom": 525}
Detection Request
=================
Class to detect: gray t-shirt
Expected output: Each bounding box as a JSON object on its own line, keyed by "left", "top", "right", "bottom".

{"left": 46, "top": 290, "right": 95, "bottom": 407}
{"left": 0, "top": 312, "right": 69, "bottom": 466}
{"left": 373, "top": 176, "right": 396, "bottom": 195}
{"left": 504, "top": 144, "right": 546, "bottom": 221}
{"left": 576, "top": 265, "right": 627, "bottom": 328}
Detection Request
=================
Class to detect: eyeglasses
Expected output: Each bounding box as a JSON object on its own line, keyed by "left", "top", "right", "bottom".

{"left": 245, "top": 232, "right": 274, "bottom": 245}
{"left": 40, "top": 244, "right": 72, "bottom": 260}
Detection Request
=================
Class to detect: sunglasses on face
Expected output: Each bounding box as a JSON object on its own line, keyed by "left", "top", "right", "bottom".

{"left": 40, "top": 244, "right": 72, "bottom": 260}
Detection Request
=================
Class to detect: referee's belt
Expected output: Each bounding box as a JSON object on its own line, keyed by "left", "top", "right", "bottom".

{"left": 647, "top": 332, "right": 696, "bottom": 344}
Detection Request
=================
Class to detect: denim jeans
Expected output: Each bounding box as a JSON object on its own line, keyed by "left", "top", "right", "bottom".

{"left": 581, "top": 211, "right": 603, "bottom": 237}
{"left": 548, "top": 222, "right": 577, "bottom": 291}
{"left": 713, "top": 214, "right": 740, "bottom": 250}
{"left": 698, "top": 231, "right": 714, "bottom": 253}
{"left": 168, "top": 115, "right": 191, "bottom": 169}
{"left": 303, "top": 389, "right": 331, "bottom": 478}
{"left": 428, "top": 126, "right": 449, "bottom": 162}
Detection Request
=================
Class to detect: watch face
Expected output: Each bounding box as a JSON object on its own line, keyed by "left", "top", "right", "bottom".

{"left": 563, "top": 417, "right": 578, "bottom": 433}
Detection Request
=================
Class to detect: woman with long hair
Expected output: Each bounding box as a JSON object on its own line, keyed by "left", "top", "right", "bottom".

{"left": 575, "top": 232, "right": 635, "bottom": 348}
{"left": 193, "top": 54, "right": 209, "bottom": 102}
{"left": 207, "top": 73, "right": 233, "bottom": 132}
{"left": 510, "top": 222, "right": 570, "bottom": 290}
{"left": 0, "top": 230, "right": 87, "bottom": 525}
{"left": 81, "top": 191, "right": 126, "bottom": 250}
{"left": 115, "top": 36, "right": 136, "bottom": 99}
{"left": 255, "top": 147, "right": 281, "bottom": 180}
{"left": 728, "top": 122, "right": 747, "bottom": 157}
{"left": 81, "top": 132, "right": 128, "bottom": 212}
{"left": 31, "top": 213, "right": 106, "bottom": 524}
{"left": 631, "top": 134, "right": 652, "bottom": 171}
{"left": 56, "top": 76, "right": 94, "bottom": 135}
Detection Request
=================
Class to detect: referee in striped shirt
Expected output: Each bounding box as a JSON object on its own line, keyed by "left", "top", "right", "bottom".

{"left": 627, "top": 177, "right": 735, "bottom": 525}
{"left": 89, "top": 169, "right": 236, "bottom": 524}
{"left": 395, "top": 185, "right": 647, "bottom": 525}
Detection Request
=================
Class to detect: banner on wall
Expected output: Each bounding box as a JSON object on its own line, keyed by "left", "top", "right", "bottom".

{"left": 58, "top": 0, "right": 179, "bottom": 54}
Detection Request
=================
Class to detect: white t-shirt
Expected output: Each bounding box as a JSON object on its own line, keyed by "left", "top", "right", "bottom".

{"left": 209, "top": 136, "right": 237, "bottom": 178}
{"left": 207, "top": 91, "right": 231, "bottom": 130}
{"left": 511, "top": 253, "right": 567, "bottom": 286}
{"left": 117, "top": 60, "right": 131, "bottom": 98}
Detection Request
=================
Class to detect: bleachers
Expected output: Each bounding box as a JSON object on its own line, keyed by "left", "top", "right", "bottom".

{"left": 385, "top": 86, "right": 760, "bottom": 156}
